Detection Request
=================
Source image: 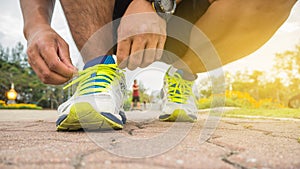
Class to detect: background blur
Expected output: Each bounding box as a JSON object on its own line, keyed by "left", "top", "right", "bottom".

{"left": 0, "top": 0, "right": 299, "bottom": 110}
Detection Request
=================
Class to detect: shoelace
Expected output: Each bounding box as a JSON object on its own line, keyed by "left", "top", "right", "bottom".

{"left": 166, "top": 72, "right": 194, "bottom": 104}
{"left": 63, "top": 64, "right": 122, "bottom": 95}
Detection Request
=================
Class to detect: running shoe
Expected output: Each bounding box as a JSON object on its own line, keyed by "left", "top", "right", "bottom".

{"left": 159, "top": 66, "right": 198, "bottom": 122}
{"left": 56, "top": 55, "right": 127, "bottom": 131}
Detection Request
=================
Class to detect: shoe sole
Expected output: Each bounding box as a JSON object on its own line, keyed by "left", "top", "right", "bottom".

{"left": 159, "top": 109, "right": 197, "bottom": 122}
{"left": 56, "top": 102, "right": 123, "bottom": 131}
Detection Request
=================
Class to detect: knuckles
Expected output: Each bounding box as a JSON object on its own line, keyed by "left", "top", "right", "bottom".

{"left": 48, "top": 61, "right": 59, "bottom": 71}
{"left": 25, "top": 29, "right": 70, "bottom": 85}
{"left": 26, "top": 46, "right": 34, "bottom": 55}
{"left": 40, "top": 71, "right": 51, "bottom": 84}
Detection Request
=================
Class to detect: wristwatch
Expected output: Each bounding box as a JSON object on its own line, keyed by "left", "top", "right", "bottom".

{"left": 148, "top": 0, "right": 177, "bottom": 20}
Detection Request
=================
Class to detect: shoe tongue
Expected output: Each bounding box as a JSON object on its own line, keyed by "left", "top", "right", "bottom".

{"left": 168, "top": 66, "right": 181, "bottom": 76}
{"left": 83, "top": 55, "right": 116, "bottom": 69}
{"left": 167, "top": 66, "right": 196, "bottom": 81}
{"left": 101, "top": 55, "right": 116, "bottom": 64}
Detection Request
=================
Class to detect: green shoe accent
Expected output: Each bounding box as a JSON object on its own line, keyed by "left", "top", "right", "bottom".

{"left": 165, "top": 70, "right": 194, "bottom": 104}
{"left": 57, "top": 102, "right": 123, "bottom": 131}
{"left": 63, "top": 63, "right": 123, "bottom": 96}
{"left": 159, "top": 109, "right": 197, "bottom": 123}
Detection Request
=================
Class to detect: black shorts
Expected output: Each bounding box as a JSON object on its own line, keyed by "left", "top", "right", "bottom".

{"left": 112, "top": 0, "right": 211, "bottom": 62}
{"left": 132, "top": 96, "right": 140, "bottom": 102}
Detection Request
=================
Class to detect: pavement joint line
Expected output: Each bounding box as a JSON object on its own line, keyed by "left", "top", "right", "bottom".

{"left": 23, "top": 124, "right": 40, "bottom": 128}
{"left": 127, "top": 129, "right": 134, "bottom": 135}
{"left": 72, "top": 154, "right": 84, "bottom": 169}
{"left": 71, "top": 148, "right": 101, "bottom": 169}
{"left": 206, "top": 139, "right": 249, "bottom": 169}
{"left": 122, "top": 120, "right": 154, "bottom": 135}
{"left": 244, "top": 127, "right": 299, "bottom": 141}
{"left": 221, "top": 151, "right": 249, "bottom": 169}
{"left": 223, "top": 121, "right": 239, "bottom": 125}
{"left": 243, "top": 127, "right": 273, "bottom": 135}
{"left": 1, "top": 157, "right": 15, "bottom": 166}
{"left": 206, "top": 140, "right": 227, "bottom": 150}
{"left": 1, "top": 110, "right": 300, "bottom": 168}
{"left": 217, "top": 121, "right": 299, "bottom": 141}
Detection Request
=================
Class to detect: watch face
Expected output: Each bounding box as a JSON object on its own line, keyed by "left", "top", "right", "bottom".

{"left": 159, "top": 0, "right": 175, "bottom": 12}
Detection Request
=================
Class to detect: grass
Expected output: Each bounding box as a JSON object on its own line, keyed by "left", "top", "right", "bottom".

{"left": 222, "top": 108, "right": 300, "bottom": 119}
{"left": 0, "top": 104, "right": 42, "bottom": 110}
{"left": 0, "top": 106, "right": 42, "bottom": 110}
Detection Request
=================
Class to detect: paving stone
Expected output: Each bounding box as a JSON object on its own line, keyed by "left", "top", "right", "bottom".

{"left": 0, "top": 110, "right": 299, "bottom": 169}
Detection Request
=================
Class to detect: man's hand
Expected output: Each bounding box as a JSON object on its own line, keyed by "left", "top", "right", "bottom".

{"left": 117, "top": 0, "right": 167, "bottom": 70}
{"left": 26, "top": 25, "right": 76, "bottom": 85}
{"left": 20, "top": 0, "right": 76, "bottom": 85}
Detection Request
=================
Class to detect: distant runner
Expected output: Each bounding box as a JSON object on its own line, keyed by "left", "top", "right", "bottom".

{"left": 131, "top": 79, "right": 141, "bottom": 110}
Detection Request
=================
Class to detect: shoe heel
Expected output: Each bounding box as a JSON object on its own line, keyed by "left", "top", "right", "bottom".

{"left": 57, "top": 102, "right": 123, "bottom": 131}
{"left": 159, "top": 109, "right": 196, "bottom": 122}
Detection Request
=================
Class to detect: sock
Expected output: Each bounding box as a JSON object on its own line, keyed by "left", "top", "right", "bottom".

{"left": 83, "top": 55, "right": 116, "bottom": 69}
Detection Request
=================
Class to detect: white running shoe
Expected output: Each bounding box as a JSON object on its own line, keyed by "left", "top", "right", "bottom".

{"left": 159, "top": 66, "right": 198, "bottom": 122}
{"left": 56, "top": 55, "right": 127, "bottom": 131}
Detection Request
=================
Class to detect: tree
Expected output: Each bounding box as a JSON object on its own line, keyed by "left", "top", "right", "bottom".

{"left": 0, "top": 44, "right": 10, "bottom": 61}
{"left": 0, "top": 42, "right": 65, "bottom": 108}
{"left": 197, "top": 43, "right": 300, "bottom": 107}
{"left": 274, "top": 45, "right": 300, "bottom": 103}
{"left": 274, "top": 45, "right": 300, "bottom": 88}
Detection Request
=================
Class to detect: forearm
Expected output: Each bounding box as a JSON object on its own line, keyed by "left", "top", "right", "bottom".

{"left": 20, "top": 0, "right": 56, "bottom": 40}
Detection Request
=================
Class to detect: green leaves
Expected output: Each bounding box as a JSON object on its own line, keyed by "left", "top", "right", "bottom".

{"left": 0, "top": 42, "right": 64, "bottom": 109}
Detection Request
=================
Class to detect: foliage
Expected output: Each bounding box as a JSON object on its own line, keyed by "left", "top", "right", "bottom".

{"left": 198, "top": 90, "right": 285, "bottom": 109}
{"left": 0, "top": 100, "right": 42, "bottom": 110}
{"left": 0, "top": 100, "right": 5, "bottom": 105}
{"left": 198, "top": 98, "right": 212, "bottom": 109}
{"left": 0, "top": 43, "right": 66, "bottom": 109}
{"left": 198, "top": 44, "right": 300, "bottom": 108}
{"left": 123, "top": 81, "right": 151, "bottom": 110}
{"left": 223, "top": 108, "right": 300, "bottom": 119}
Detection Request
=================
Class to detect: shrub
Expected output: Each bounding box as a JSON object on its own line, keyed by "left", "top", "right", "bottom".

{"left": 0, "top": 101, "right": 42, "bottom": 110}
{"left": 198, "top": 98, "right": 211, "bottom": 109}
{"left": 198, "top": 97, "right": 242, "bottom": 109}
{"left": 0, "top": 100, "right": 5, "bottom": 106}
{"left": 198, "top": 90, "right": 285, "bottom": 109}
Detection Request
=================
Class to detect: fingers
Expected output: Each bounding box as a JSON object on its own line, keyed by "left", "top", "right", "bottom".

{"left": 39, "top": 44, "right": 74, "bottom": 79}
{"left": 117, "top": 34, "right": 166, "bottom": 70}
{"left": 26, "top": 28, "right": 75, "bottom": 85}
{"left": 57, "top": 40, "right": 76, "bottom": 70}
{"left": 156, "top": 36, "right": 166, "bottom": 60}
{"left": 127, "top": 36, "right": 146, "bottom": 70}
{"left": 140, "top": 40, "right": 157, "bottom": 68}
{"left": 117, "top": 39, "right": 131, "bottom": 69}
{"left": 27, "top": 46, "right": 71, "bottom": 85}
{"left": 116, "top": 4, "right": 167, "bottom": 70}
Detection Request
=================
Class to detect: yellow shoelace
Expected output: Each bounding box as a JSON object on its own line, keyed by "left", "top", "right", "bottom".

{"left": 166, "top": 72, "right": 194, "bottom": 104}
{"left": 63, "top": 64, "right": 122, "bottom": 96}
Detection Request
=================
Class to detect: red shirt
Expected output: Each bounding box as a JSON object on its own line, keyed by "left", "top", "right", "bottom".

{"left": 133, "top": 84, "right": 139, "bottom": 96}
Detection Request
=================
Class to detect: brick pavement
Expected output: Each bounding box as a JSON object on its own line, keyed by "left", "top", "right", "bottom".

{"left": 0, "top": 110, "right": 299, "bottom": 169}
